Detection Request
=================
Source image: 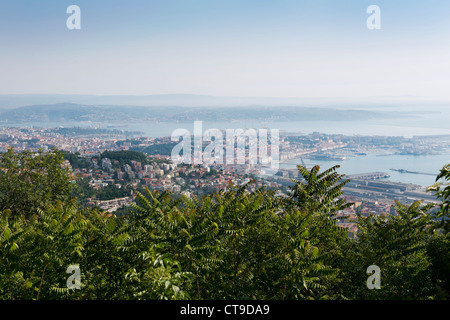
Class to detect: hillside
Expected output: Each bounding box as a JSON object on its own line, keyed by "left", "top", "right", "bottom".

{"left": 0, "top": 103, "right": 398, "bottom": 123}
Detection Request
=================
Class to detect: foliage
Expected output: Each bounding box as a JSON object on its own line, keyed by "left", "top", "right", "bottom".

{"left": 131, "top": 142, "right": 178, "bottom": 156}
{"left": 289, "top": 165, "right": 352, "bottom": 214}
{"left": 0, "top": 148, "right": 73, "bottom": 218}
{"left": 99, "top": 150, "right": 150, "bottom": 167}
{"left": 427, "top": 164, "right": 450, "bottom": 229}
{"left": 62, "top": 151, "right": 91, "bottom": 170}
{"left": 0, "top": 201, "right": 192, "bottom": 300}
{"left": 130, "top": 183, "right": 338, "bottom": 299}
{"left": 425, "top": 164, "right": 450, "bottom": 298}
{"left": 1, "top": 153, "right": 449, "bottom": 300}
{"left": 343, "top": 201, "right": 437, "bottom": 299}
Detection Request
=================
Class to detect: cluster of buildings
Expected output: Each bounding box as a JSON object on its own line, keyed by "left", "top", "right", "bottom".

{"left": 68, "top": 153, "right": 283, "bottom": 212}
{"left": 281, "top": 132, "right": 450, "bottom": 161}
{"left": 0, "top": 127, "right": 127, "bottom": 153}
{"left": 280, "top": 135, "right": 348, "bottom": 162}
{"left": 93, "top": 197, "right": 134, "bottom": 213}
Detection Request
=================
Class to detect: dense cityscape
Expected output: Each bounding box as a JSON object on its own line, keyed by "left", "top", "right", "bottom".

{"left": 1, "top": 125, "right": 448, "bottom": 237}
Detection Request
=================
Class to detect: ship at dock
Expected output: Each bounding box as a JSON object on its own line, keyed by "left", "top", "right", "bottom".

{"left": 308, "top": 154, "right": 348, "bottom": 161}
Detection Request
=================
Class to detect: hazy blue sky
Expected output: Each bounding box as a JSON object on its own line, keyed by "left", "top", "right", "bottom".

{"left": 1, "top": 0, "right": 449, "bottom": 100}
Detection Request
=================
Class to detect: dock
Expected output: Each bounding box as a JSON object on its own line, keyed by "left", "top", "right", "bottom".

{"left": 390, "top": 168, "right": 436, "bottom": 176}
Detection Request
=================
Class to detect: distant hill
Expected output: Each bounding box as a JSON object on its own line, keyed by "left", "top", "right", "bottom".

{"left": 0, "top": 103, "right": 400, "bottom": 123}
{"left": 0, "top": 94, "right": 447, "bottom": 110}
{"left": 0, "top": 103, "right": 154, "bottom": 122}
{"left": 0, "top": 94, "right": 221, "bottom": 109}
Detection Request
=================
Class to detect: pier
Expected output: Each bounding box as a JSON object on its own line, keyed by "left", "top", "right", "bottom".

{"left": 390, "top": 168, "right": 436, "bottom": 176}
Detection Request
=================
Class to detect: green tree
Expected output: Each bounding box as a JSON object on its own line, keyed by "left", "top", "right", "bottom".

{"left": 0, "top": 201, "right": 192, "bottom": 300}
{"left": 426, "top": 163, "right": 450, "bottom": 298}
{"left": 344, "top": 201, "right": 437, "bottom": 300}
{"left": 287, "top": 165, "right": 353, "bottom": 299}
{"left": 0, "top": 200, "right": 86, "bottom": 300}
{"left": 288, "top": 165, "right": 352, "bottom": 214}
{"left": 0, "top": 148, "right": 73, "bottom": 218}
{"left": 427, "top": 164, "right": 450, "bottom": 230}
{"left": 130, "top": 182, "right": 340, "bottom": 300}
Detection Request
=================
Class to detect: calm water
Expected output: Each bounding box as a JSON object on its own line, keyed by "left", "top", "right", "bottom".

{"left": 280, "top": 153, "right": 449, "bottom": 187}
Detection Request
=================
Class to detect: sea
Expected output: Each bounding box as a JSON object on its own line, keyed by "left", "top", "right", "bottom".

{"left": 279, "top": 153, "right": 449, "bottom": 187}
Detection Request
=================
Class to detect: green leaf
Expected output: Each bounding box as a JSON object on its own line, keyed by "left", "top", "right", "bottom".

{"left": 9, "top": 242, "right": 19, "bottom": 252}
